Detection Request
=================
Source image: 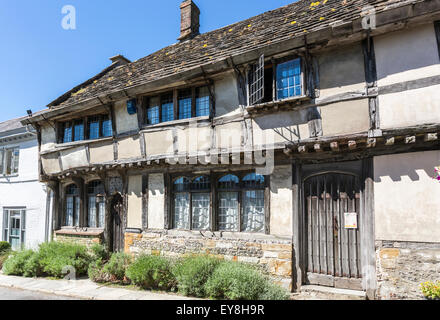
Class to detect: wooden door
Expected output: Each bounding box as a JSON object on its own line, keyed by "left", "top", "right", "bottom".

{"left": 111, "top": 194, "right": 124, "bottom": 252}
{"left": 304, "top": 172, "right": 362, "bottom": 290}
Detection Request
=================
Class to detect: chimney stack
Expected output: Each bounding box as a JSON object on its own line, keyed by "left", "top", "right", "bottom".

{"left": 178, "top": 0, "right": 200, "bottom": 42}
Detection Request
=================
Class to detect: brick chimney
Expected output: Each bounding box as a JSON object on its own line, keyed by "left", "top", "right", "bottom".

{"left": 178, "top": 0, "right": 200, "bottom": 42}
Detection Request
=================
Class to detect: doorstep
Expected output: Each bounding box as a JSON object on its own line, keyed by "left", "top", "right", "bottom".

{"left": 0, "top": 273, "right": 196, "bottom": 300}
{"left": 292, "top": 285, "right": 367, "bottom": 300}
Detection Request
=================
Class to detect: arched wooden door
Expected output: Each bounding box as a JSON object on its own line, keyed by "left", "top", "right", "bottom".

{"left": 110, "top": 194, "right": 124, "bottom": 252}
{"left": 303, "top": 172, "right": 362, "bottom": 290}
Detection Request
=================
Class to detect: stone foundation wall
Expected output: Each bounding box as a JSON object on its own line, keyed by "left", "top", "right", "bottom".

{"left": 125, "top": 231, "right": 293, "bottom": 290}
{"left": 54, "top": 232, "right": 103, "bottom": 248}
{"left": 376, "top": 241, "right": 440, "bottom": 300}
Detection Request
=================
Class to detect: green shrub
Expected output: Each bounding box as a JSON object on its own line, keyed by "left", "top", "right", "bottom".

{"left": 258, "top": 283, "right": 290, "bottom": 300}
{"left": 126, "top": 255, "right": 176, "bottom": 291}
{"left": 2, "top": 250, "right": 36, "bottom": 276}
{"left": 88, "top": 259, "right": 108, "bottom": 283}
{"left": 90, "top": 244, "right": 109, "bottom": 262}
{"left": 103, "top": 252, "right": 133, "bottom": 282}
{"left": 204, "top": 261, "right": 268, "bottom": 300}
{"left": 37, "top": 242, "right": 92, "bottom": 278}
{"left": 421, "top": 281, "right": 440, "bottom": 300}
{"left": 173, "top": 255, "right": 220, "bottom": 297}
{"left": 0, "top": 241, "right": 11, "bottom": 254}
{"left": 0, "top": 252, "right": 11, "bottom": 270}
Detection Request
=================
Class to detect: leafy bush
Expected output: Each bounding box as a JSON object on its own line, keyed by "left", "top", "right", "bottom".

{"left": 173, "top": 255, "right": 220, "bottom": 297}
{"left": 204, "top": 261, "right": 268, "bottom": 300}
{"left": 88, "top": 259, "right": 108, "bottom": 283}
{"left": 0, "top": 241, "right": 11, "bottom": 254}
{"left": 37, "top": 242, "right": 92, "bottom": 278}
{"left": 2, "top": 250, "right": 36, "bottom": 276}
{"left": 90, "top": 244, "right": 109, "bottom": 262}
{"left": 421, "top": 281, "right": 440, "bottom": 300}
{"left": 0, "top": 252, "right": 11, "bottom": 270}
{"left": 103, "top": 252, "right": 133, "bottom": 282}
{"left": 258, "top": 282, "right": 290, "bottom": 300}
{"left": 126, "top": 255, "right": 176, "bottom": 291}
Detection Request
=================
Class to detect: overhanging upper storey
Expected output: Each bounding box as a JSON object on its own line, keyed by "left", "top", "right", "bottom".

{"left": 22, "top": 0, "right": 440, "bottom": 126}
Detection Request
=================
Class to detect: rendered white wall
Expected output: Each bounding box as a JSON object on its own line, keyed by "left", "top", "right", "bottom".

{"left": 0, "top": 138, "right": 50, "bottom": 249}
{"left": 374, "top": 150, "right": 440, "bottom": 243}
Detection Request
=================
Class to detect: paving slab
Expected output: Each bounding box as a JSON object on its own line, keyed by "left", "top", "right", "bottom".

{"left": 0, "top": 274, "right": 195, "bottom": 300}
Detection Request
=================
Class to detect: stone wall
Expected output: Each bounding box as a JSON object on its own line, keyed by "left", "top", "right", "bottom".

{"left": 376, "top": 241, "right": 440, "bottom": 300}
{"left": 125, "top": 231, "right": 293, "bottom": 290}
{"left": 54, "top": 231, "right": 103, "bottom": 248}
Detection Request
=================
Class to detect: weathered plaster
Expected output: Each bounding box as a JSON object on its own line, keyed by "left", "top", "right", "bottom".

{"left": 127, "top": 175, "right": 142, "bottom": 229}
{"left": 214, "top": 72, "right": 241, "bottom": 117}
{"left": 317, "top": 42, "right": 366, "bottom": 97}
{"left": 114, "top": 100, "right": 139, "bottom": 134}
{"left": 117, "top": 136, "right": 142, "bottom": 160}
{"left": 144, "top": 130, "right": 174, "bottom": 157}
{"left": 89, "top": 140, "right": 114, "bottom": 164}
{"left": 147, "top": 173, "right": 165, "bottom": 229}
{"left": 320, "top": 99, "right": 370, "bottom": 136}
{"left": 374, "top": 150, "right": 440, "bottom": 243}
{"left": 60, "top": 146, "right": 88, "bottom": 170}
{"left": 42, "top": 152, "right": 61, "bottom": 175}
{"left": 270, "top": 165, "right": 293, "bottom": 237}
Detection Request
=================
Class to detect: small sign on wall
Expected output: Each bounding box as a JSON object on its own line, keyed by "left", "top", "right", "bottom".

{"left": 344, "top": 212, "right": 358, "bottom": 229}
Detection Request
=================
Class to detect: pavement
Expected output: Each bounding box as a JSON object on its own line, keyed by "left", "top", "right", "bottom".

{"left": 0, "top": 274, "right": 196, "bottom": 300}
{"left": 0, "top": 286, "right": 80, "bottom": 300}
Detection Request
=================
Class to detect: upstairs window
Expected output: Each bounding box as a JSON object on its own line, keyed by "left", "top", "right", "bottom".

{"left": 161, "top": 93, "right": 175, "bottom": 123}
{"left": 178, "top": 89, "right": 192, "bottom": 120}
{"left": 276, "top": 58, "right": 302, "bottom": 100}
{"left": 0, "top": 147, "right": 19, "bottom": 176}
{"left": 248, "top": 55, "right": 304, "bottom": 106}
{"left": 144, "top": 85, "right": 211, "bottom": 126}
{"left": 196, "top": 86, "right": 210, "bottom": 117}
{"left": 60, "top": 114, "right": 113, "bottom": 143}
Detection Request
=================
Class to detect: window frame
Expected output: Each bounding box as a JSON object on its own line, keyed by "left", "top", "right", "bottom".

{"left": 58, "top": 113, "right": 113, "bottom": 144}
{"left": 64, "top": 183, "right": 81, "bottom": 227}
{"left": 168, "top": 171, "right": 270, "bottom": 234}
{"left": 171, "top": 175, "right": 212, "bottom": 231}
{"left": 86, "top": 180, "right": 106, "bottom": 229}
{"left": 3, "top": 208, "right": 26, "bottom": 250}
{"left": 247, "top": 55, "right": 306, "bottom": 106}
{"left": 143, "top": 84, "right": 212, "bottom": 127}
{"left": 0, "top": 146, "right": 19, "bottom": 176}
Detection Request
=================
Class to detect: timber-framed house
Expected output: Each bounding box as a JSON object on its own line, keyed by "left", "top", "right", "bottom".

{"left": 23, "top": 0, "right": 440, "bottom": 299}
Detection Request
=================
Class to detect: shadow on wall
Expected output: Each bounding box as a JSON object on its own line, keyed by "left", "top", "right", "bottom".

{"left": 253, "top": 107, "right": 321, "bottom": 142}
{"left": 375, "top": 24, "right": 440, "bottom": 82}
{"left": 374, "top": 151, "right": 440, "bottom": 182}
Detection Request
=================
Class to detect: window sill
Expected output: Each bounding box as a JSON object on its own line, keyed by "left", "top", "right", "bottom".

{"left": 246, "top": 95, "right": 311, "bottom": 114}
{"left": 166, "top": 229, "right": 284, "bottom": 241}
{"left": 52, "top": 136, "right": 113, "bottom": 150}
{"left": 55, "top": 228, "right": 104, "bottom": 237}
{"left": 140, "top": 116, "right": 210, "bottom": 131}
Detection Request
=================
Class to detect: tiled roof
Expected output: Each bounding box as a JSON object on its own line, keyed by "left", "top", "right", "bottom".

{"left": 50, "top": 0, "right": 418, "bottom": 108}
{"left": 0, "top": 117, "right": 26, "bottom": 133}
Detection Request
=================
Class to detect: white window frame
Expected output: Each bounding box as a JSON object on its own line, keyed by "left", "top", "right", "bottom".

{"left": 3, "top": 208, "right": 26, "bottom": 250}
{"left": 0, "top": 146, "right": 20, "bottom": 177}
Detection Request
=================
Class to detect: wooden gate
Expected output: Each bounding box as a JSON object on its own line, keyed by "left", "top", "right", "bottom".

{"left": 304, "top": 172, "right": 362, "bottom": 290}
{"left": 111, "top": 194, "right": 124, "bottom": 252}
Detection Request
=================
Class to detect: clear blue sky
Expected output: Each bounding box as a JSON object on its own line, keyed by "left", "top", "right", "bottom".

{"left": 0, "top": 0, "right": 295, "bottom": 122}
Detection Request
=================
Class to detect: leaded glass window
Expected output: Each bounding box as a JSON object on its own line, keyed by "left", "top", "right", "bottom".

{"left": 65, "top": 184, "right": 80, "bottom": 227}
{"left": 73, "top": 120, "right": 84, "bottom": 141}
{"left": 178, "top": 89, "right": 192, "bottom": 120}
{"left": 63, "top": 122, "right": 73, "bottom": 143}
{"left": 87, "top": 180, "right": 105, "bottom": 228}
{"left": 147, "top": 96, "right": 160, "bottom": 125}
{"left": 196, "top": 86, "right": 210, "bottom": 117}
{"left": 101, "top": 115, "right": 113, "bottom": 137}
{"left": 161, "top": 94, "right": 174, "bottom": 122}
{"left": 173, "top": 176, "right": 210, "bottom": 230}
{"left": 88, "top": 116, "right": 100, "bottom": 140}
{"left": 276, "top": 58, "right": 302, "bottom": 100}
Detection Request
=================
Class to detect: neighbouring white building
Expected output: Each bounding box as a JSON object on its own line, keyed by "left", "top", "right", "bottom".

{"left": 0, "top": 117, "right": 52, "bottom": 250}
